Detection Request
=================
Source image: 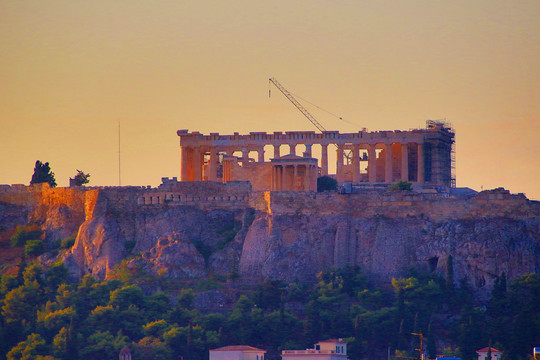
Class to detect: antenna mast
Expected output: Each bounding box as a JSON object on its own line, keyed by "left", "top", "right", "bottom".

{"left": 118, "top": 121, "right": 121, "bottom": 186}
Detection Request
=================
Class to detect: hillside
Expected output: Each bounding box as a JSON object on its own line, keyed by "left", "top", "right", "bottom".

{"left": 0, "top": 182, "right": 538, "bottom": 298}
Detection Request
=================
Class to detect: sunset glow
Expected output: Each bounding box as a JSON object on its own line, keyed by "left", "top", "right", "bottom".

{"left": 0, "top": 1, "right": 538, "bottom": 198}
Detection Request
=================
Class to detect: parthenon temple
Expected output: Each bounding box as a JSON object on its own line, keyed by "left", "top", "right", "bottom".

{"left": 178, "top": 120, "right": 455, "bottom": 191}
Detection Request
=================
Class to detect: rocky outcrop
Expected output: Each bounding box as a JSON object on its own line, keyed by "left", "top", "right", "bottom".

{"left": 138, "top": 233, "right": 206, "bottom": 278}
{"left": 239, "top": 213, "right": 539, "bottom": 294}
{"left": 1, "top": 184, "right": 539, "bottom": 297}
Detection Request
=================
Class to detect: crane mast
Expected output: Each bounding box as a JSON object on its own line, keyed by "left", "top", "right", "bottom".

{"left": 268, "top": 78, "right": 327, "bottom": 133}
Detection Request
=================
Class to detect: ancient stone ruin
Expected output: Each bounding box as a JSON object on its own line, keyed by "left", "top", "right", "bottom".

{"left": 177, "top": 120, "right": 455, "bottom": 191}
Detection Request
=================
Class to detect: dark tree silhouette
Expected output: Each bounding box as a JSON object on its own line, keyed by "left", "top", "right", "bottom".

{"left": 317, "top": 175, "right": 337, "bottom": 192}
{"left": 30, "top": 160, "right": 57, "bottom": 187}
{"left": 71, "top": 169, "right": 90, "bottom": 186}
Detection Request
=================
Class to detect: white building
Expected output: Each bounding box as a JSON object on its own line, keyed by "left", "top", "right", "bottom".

{"left": 476, "top": 347, "right": 502, "bottom": 360}
{"left": 281, "top": 339, "right": 348, "bottom": 360}
{"left": 210, "top": 345, "right": 267, "bottom": 360}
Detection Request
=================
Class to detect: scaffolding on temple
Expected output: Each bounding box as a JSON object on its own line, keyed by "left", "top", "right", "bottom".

{"left": 425, "top": 119, "right": 455, "bottom": 188}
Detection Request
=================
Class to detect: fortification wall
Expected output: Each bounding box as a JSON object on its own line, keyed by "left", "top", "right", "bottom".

{"left": 0, "top": 184, "right": 39, "bottom": 206}
{"left": 2, "top": 182, "right": 536, "bottom": 222}
{"left": 250, "top": 188, "right": 537, "bottom": 221}
{"left": 139, "top": 180, "right": 252, "bottom": 209}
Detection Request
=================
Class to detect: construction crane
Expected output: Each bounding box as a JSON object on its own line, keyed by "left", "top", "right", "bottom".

{"left": 268, "top": 77, "right": 329, "bottom": 133}
{"left": 268, "top": 77, "right": 354, "bottom": 164}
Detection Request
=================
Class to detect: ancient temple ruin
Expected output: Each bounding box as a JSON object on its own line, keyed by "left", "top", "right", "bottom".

{"left": 178, "top": 120, "right": 455, "bottom": 191}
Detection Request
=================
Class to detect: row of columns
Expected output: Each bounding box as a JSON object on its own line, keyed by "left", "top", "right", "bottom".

{"left": 181, "top": 142, "right": 425, "bottom": 184}
{"left": 271, "top": 163, "right": 318, "bottom": 191}
{"left": 333, "top": 142, "right": 425, "bottom": 184}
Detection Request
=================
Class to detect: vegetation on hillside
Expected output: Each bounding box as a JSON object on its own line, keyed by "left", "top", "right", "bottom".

{"left": 0, "top": 260, "right": 538, "bottom": 360}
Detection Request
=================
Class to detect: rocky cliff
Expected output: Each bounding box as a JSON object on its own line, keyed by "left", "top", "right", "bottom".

{"left": 1, "top": 183, "right": 539, "bottom": 296}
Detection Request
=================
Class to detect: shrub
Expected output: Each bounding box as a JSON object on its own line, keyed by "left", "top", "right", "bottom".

{"left": 25, "top": 240, "right": 44, "bottom": 257}
{"left": 317, "top": 175, "right": 338, "bottom": 192}
{"left": 125, "top": 240, "right": 136, "bottom": 253}
{"left": 388, "top": 180, "right": 412, "bottom": 192}
{"left": 10, "top": 224, "right": 42, "bottom": 247}
{"left": 60, "top": 236, "right": 76, "bottom": 249}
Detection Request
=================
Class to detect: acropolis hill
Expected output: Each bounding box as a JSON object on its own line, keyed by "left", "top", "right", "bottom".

{"left": 0, "top": 122, "right": 538, "bottom": 299}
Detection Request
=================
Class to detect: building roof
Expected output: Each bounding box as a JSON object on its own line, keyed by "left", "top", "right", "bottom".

{"left": 318, "top": 339, "right": 347, "bottom": 344}
{"left": 476, "top": 347, "right": 502, "bottom": 353}
{"left": 271, "top": 154, "right": 317, "bottom": 163}
{"left": 211, "top": 345, "right": 266, "bottom": 352}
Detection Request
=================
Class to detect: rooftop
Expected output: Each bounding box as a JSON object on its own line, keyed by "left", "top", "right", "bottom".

{"left": 211, "top": 345, "right": 266, "bottom": 352}
{"left": 476, "top": 347, "right": 502, "bottom": 353}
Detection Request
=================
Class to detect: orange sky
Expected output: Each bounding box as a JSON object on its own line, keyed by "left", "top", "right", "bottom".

{"left": 1, "top": 1, "right": 539, "bottom": 199}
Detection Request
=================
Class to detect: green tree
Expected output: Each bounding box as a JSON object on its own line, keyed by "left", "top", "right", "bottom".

{"left": 10, "top": 224, "right": 42, "bottom": 247}
{"left": 133, "top": 336, "right": 173, "bottom": 360}
{"left": 70, "top": 170, "right": 90, "bottom": 186}
{"left": 0, "top": 275, "right": 18, "bottom": 295}
{"left": 79, "top": 330, "right": 127, "bottom": 360}
{"left": 2, "top": 282, "right": 41, "bottom": 326}
{"left": 6, "top": 333, "right": 48, "bottom": 360}
{"left": 24, "top": 240, "right": 43, "bottom": 257}
{"left": 109, "top": 285, "right": 144, "bottom": 310}
{"left": 253, "top": 279, "right": 285, "bottom": 311}
{"left": 52, "top": 327, "right": 69, "bottom": 359}
{"left": 30, "top": 161, "right": 57, "bottom": 187}
{"left": 317, "top": 176, "right": 338, "bottom": 192}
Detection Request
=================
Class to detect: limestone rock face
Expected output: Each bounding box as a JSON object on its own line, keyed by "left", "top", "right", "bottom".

{"left": 64, "top": 188, "right": 249, "bottom": 280}
{"left": 68, "top": 215, "right": 124, "bottom": 279}
{"left": 238, "top": 213, "right": 539, "bottom": 297}
{"left": 40, "top": 204, "right": 84, "bottom": 243}
{"left": 138, "top": 233, "right": 206, "bottom": 279}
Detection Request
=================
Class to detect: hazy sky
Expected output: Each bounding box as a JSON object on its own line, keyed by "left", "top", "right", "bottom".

{"left": 1, "top": 1, "right": 539, "bottom": 199}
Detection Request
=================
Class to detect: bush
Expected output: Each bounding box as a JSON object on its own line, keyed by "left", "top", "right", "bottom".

{"left": 25, "top": 240, "right": 44, "bottom": 257}
{"left": 388, "top": 180, "right": 412, "bottom": 192}
{"left": 10, "top": 224, "right": 42, "bottom": 247}
{"left": 60, "top": 236, "right": 76, "bottom": 249}
{"left": 317, "top": 175, "right": 338, "bottom": 192}
{"left": 125, "top": 240, "right": 136, "bottom": 253}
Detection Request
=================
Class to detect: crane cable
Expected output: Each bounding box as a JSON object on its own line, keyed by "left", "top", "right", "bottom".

{"left": 269, "top": 79, "right": 361, "bottom": 128}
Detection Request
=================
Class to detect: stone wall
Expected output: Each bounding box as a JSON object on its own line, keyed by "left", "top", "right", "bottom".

{"left": 249, "top": 188, "right": 537, "bottom": 222}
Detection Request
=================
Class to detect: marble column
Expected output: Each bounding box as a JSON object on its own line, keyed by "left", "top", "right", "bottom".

{"left": 180, "top": 146, "right": 189, "bottom": 181}
{"left": 273, "top": 144, "right": 280, "bottom": 159}
{"left": 336, "top": 145, "right": 344, "bottom": 183}
{"left": 418, "top": 143, "right": 424, "bottom": 184}
{"left": 208, "top": 148, "right": 218, "bottom": 181}
{"left": 368, "top": 144, "right": 377, "bottom": 183}
{"left": 271, "top": 166, "right": 276, "bottom": 190}
{"left": 257, "top": 148, "right": 265, "bottom": 162}
{"left": 289, "top": 144, "right": 297, "bottom": 155}
{"left": 321, "top": 144, "right": 329, "bottom": 176}
{"left": 305, "top": 144, "right": 313, "bottom": 157}
{"left": 293, "top": 165, "right": 298, "bottom": 190}
{"left": 385, "top": 143, "right": 393, "bottom": 183}
{"left": 193, "top": 146, "right": 202, "bottom": 181}
{"left": 401, "top": 143, "right": 409, "bottom": 182}
{"left": 311, "top": 165, "right": 317, "bottom": 191}
{"left": 241, "top": 148, "right": 249, "bottom": 166}
{"left": 352, "top": 144, "right": 360, "bottom": 183}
